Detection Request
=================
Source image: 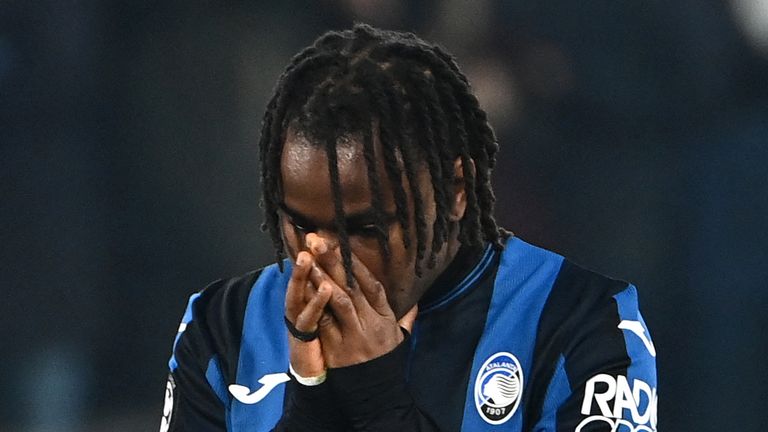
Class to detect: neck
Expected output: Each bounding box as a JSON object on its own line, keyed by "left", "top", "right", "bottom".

{"left": 418, "top": 236, "right": 485, "bottom": 309}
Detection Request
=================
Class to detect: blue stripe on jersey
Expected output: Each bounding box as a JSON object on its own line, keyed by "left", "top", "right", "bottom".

{"left": 461, "top": 238, "right": 564, "bottom": 430}
{"left": 206, "top": 356, "right": 229, "bottom": 405}
{"left": 534, "top": 354, "right": 571, "bottom": 431}
{"left": 169, "top": 292, "right": 202, "bottom": 371}
{"left": 229, "top": 262, "right": 292, "bottom": 431}
{"left": 613, "top": 286, "right": 657, "bottom": 427}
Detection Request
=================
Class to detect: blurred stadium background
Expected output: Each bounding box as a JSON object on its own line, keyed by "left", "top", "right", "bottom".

{"left": 2, "top": 1, "right": 767, "bottom": 430}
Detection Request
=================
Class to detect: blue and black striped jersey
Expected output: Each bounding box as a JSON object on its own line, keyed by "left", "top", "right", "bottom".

{"left": 160, "top": 237, "right": 657, "bottom": 431}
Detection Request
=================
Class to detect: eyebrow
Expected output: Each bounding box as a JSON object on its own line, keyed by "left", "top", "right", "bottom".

{"left": 279, "top": 203, "right": 395, "bottom": 228}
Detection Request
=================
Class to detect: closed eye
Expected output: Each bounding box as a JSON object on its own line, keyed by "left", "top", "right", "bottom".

{"left": 279, "top": 202, "right": 393, "bottom": 239}
{"left": 278, "top": 204, "right": 317, "bottom": 234}
{"left": 348, "top": 223, "right": 386, "bottom": 238}
{"left": 290, "top": 219, "right": 315, "bottom": 234}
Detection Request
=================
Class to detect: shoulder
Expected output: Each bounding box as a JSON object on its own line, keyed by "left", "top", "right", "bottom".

{"left": 496, "top": 236, "right": 640, "bottom": 324}
{"left": 546, "top": 262, "right": 658, "bottom": 429}
{"left": 547, "top": 259, "right": 636, "bottom": 322}
{"left": 505, "top": 237, "right": 651, "bottom": 360}
{"left": 179, "top": 267, "right": 267, "bottom": 348}
{"left": 185, "top": 261, "right": 292, "bottom": 332}
{"left": 514, "top": 244, "right": 657, "bottom": 430}
{"left": 494, "top": 239, "right": 658, "bottom": 430}
{"left": 492, "top": 236, "right": 651, "bottom": 362}
{"left": 168, "top": 262, "right": 291, "bottom": 379}
{"left": 540, "top": 256, "right": 653, "bottom": 367}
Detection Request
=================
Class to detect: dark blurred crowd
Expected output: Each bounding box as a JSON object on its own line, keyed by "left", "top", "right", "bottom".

{"left": 1, "top": 1, "right": 766, "bottom": 430}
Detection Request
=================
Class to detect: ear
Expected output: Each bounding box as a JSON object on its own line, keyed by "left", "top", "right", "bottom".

{"left": 449, "top": 157, "right": 473, "bottom": 222}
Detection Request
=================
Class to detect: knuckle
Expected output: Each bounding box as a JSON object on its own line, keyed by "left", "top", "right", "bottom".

{"left": 285, "top": 301, "right": 301, "bottom": 316}
{"left": 376, "top": 289, "right": 388, "bottom": 302}
{"left": 295, "top": 312, "right": 317, "bottom": 331}
{"left": 333, "top": 294, "right": 353, "bottom": 309}
{"left": 309, "top": 294, "right": 328, "bottom": 310}
{"left": 318, "top": 312, "right": 334, "bottom": 328}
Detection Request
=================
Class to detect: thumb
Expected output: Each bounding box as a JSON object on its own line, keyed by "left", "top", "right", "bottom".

{"left": 397, "top": 304, "right": 418, "bottom": 333}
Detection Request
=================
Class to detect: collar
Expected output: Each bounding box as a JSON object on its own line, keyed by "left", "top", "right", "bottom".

{"left": 418, "top": 243, "right": 497, "bottom": 314}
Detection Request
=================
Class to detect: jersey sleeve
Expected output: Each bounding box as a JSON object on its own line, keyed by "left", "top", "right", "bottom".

{"left": 273, "top": 334, "right": 440, "bottom": 432}
{"left": 160, "top": 272, "right": 259, "bottom": 432}
{"left": 324, "top": 334, "right": 441, "bottom": 431}
{"left": 527, "top": 262, "right": 658, "bottom": 432}
{"left": 160, "top": 291, "right": 227, "bottom": 432}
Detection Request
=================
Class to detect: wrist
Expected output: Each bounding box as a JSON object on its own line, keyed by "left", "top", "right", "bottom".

{"left": 289, "top": 363, "right": 327, "bottom": 386}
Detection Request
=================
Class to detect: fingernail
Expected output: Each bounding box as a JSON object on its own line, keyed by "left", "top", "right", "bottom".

{"left": 296, "top": 253, "right": 307, "bottom": 267}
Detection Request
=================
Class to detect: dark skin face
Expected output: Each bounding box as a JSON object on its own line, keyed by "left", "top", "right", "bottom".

{"left": 279, "top": 128, "right": 466, "bottom": 319}
{"left": 279, "top": 127, "right": 467, "bottom": 372}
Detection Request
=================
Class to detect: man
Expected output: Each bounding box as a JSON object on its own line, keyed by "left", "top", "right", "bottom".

{"left": 161, "top": 24, "right": 657, "bottom": 431}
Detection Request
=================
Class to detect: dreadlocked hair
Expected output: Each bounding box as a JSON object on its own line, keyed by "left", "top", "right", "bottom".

{"left": 259, "top": 23, "right": 507, "bottom": 282}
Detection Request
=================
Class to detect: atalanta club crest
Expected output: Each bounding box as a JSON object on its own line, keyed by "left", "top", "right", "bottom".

{"left": 474, "top": 352, "right": 523, "bottom": 425}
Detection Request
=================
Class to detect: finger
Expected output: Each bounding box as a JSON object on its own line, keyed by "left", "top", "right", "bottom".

{"left": 302, "top": 280, "right": 313, "bottom": 304}
{"left": 285, "top": 251, "right": 313, "bottom": 321}
{"left": 348, "top": 252, "right": 392, "bottom": 316}
{"left": 320, "top": 279, "right": 362, "bottom": 332}
{"left": 294, "top": 282, "right": 333, "bottom": 333}
{"left": 306, "top": 234, "right": 374, "bottom": 315}
{"left": 317, "top": 308, "right": 342, "bottom": 343}
{"left": 306, "top": 232, "right": 338, "bottom": 256}
{"left": 397, "top": 304, "right": 418, "bottom": 333}
{"left": 306, "top": 233, "right": 347, "bottom": 288}
{"left": 313, "top": 247, "right": 374, "bottom": 314}
{"left": 307, "top": 264, "right": 361, "bottom": 331}
{"left": 295, "top": 248, "right": 321, "bottom": 303}
{"left": 307, "top": 262, "right": 337, "bottom": 297}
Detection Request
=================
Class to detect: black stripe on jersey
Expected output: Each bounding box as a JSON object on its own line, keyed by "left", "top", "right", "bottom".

{"left": 195, "top": 270, "right": 262, "bottom": 383}
{"left": 168, "top": 269, "right": 263, "bottom": 431}
{"left": 522, "top": 260, "right": 631, "bottom": 430}
{"left": 407, "top": 247, "right": 501, "bottom": 431}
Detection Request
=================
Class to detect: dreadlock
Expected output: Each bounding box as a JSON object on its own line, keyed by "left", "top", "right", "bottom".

{"left": 259, "top": 23, "right": 507, "bottom": 282}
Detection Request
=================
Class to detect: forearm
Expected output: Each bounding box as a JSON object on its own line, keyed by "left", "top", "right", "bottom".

{"left": 273, "top": 378, "right": 347, "bottom": 432}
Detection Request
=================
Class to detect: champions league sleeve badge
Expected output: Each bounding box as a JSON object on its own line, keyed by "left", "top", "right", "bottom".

{"left": 159, "top": 374, "right": 176, "bottom": 432}
{"left": 474, "top": 352, "right": 524, "bottom": 425}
